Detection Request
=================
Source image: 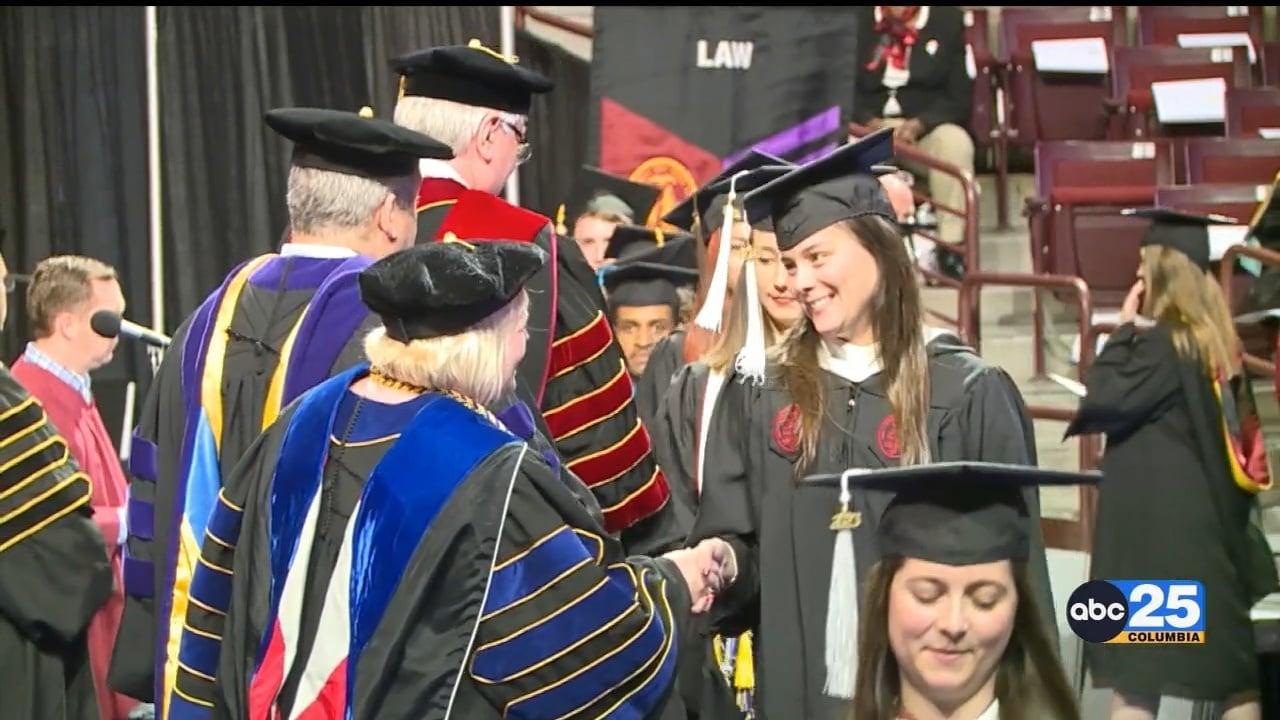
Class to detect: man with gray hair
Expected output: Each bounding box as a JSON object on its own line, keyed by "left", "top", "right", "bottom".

{"left": 108, "top": 107, "right": 454, "bottom": 716}
{"left": 392, "top": 40, "right": 685, "bottom": 558}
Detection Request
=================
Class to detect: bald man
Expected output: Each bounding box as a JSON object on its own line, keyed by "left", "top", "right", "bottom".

{"left": 880, "top": 172, "right": 937, "bottom": 275}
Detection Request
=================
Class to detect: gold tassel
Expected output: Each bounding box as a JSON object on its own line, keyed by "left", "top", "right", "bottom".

{"left": 554, "top": 204, "right": 567, "bottom": 236}
{"left": 357, "top": 106, "right": 374, "bottom": 118}
{"left": 733, "top": 631, "right": 754, "bottom": 690}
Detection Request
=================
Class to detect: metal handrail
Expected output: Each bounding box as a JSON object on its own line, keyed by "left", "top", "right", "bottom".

{"left": 1220, "top": 244, "right": 1280, "bottom": 378}
{"left": 958, "top": 271, "right": 1100, "bottom": 552}
{"left": 514, "top": 6, "right": 592, "bottom": 37}
{"left": 848, "top": 121, "right": 982, "bottom": 330}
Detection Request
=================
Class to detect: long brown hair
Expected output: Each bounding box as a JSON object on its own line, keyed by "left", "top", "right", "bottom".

{"left": 776, "top": 215, "right": 931, "bottom": 469}
{"left": 850, "top": 558, "right": 1080, "bottom": 720}
{"left": 1140, "top": 245, "right": 1240, "bottom": 376}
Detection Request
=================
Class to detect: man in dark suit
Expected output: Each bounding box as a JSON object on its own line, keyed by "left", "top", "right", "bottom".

{"left": 852, "top": 6, "right": 974, "bottom": 273}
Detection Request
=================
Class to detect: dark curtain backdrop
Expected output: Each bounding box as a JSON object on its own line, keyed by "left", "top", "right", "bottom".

{"left": 515, "top": 28, "right": 591, "bottom": 221}
{"left": 1, "top": 6, "right": 499, "bottom": 444}
{"left": 158, "top": 5, "right": 500, "bottom": 326}
{"left": 0, "top": 6, "right": 152, "bottom": 446}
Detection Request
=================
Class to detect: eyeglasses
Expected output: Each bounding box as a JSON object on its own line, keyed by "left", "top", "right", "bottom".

{"left": 3, "top": 274, "right": 28, "bottom": 293}
{"left": 500, "top": 119, "right": 532, "bottom": 166}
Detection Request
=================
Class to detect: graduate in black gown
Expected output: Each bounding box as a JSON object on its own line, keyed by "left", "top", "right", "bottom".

{"left": 111, "top": 108, "right": 454, "bottom": 711}
{"left": 196, "top": 239, "right": 731, "bottom": 719}
{"left": 0, "top": 352, "right": 114, "bottom": 720}
{"left": 686, "top": 130, "right": 1055, "bottom": 720}
{"left": 639, "top": 152, "right": 791, "bottom": 407}
{"left": 555, "top": 165, "right": 662, "bottom": 272}
{"left": 1065, "top": 209, "right": 1279, "bottom": 720}
{"left": 831, "top": 463, "right": 1087, "bottom": 720}
{"left": 601, "top": 235, "right": 699, "bottom": 425}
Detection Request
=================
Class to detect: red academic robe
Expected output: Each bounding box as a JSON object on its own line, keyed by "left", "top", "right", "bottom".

{"left": 11, "top": 358, "right": 138, "bottom": 720}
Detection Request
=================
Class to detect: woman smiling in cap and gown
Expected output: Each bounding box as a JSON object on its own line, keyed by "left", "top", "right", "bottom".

{"left": 686, "top": 130, "right": 1055, "bottom": 720}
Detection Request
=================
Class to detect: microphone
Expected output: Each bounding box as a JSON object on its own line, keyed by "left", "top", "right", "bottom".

{"left": 90, "top": 310, "right": 172, "bottom": 348}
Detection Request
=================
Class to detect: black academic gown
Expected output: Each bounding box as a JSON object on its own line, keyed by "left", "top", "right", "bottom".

{"left": 196, "top": 366, "right": 692, "bottom": 719}
{"left": 110, "top": 252, "right": 378, "bottom": 705}
{"left": 636, "top": 330, "right": 689, "bottom": 428}
{"left": 0, "top": 365, "right": 115, "bottom": 720}
{"left": 688, "top": 332, "right": 1056, "bottom": 720}
{"left": 414, "top": 178, "right": 686, "bottom": 557}
{"left": 1066, "top": 322, "right": 1279, "bottom": 700}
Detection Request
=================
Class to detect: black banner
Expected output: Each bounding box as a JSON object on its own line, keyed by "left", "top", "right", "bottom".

{"left": 589, "top": 7, "right": 862, "bottom": 226}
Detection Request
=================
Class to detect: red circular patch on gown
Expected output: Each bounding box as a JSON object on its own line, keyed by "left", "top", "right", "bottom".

{"left": 876, "top": 415, "right": 901, "bottom": 459}
{"left": 772, "top": 403, "right": 802, "bottom": 454}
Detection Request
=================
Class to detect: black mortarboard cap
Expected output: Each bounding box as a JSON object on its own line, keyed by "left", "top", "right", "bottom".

{"left": 390, "top": 40, "right": 554, "bottom": 115}
{"left": 566, "top": 166, "right": 662, "bottom": 226}
{"left": 606, "top": 225, "right": 684, "bottom": 261}
{"left": 661, "top": 151, "right": 789, "bottom": 232}
{"left": 616, "top": 232, "right": 698, "bottom": 273}
{"left": 1123, "top": 207, "right": 1237, "bottom": 271}
{"left": 701, "top": 164, "right": 798, "bottom": 234}
{"left": 603, "top": 262, "right": 698, "bottom": 309}
{"left": 265, "top": 107, "right": 454, "bottom": 178}
{"left": 743, "top": 129, "right": 897, "bottom": 251}
{"left": 358, "top": 239, "right": 548, "bottom": 342}
{"left": 806, "top": 461, "right": 1101, "bottom": 566}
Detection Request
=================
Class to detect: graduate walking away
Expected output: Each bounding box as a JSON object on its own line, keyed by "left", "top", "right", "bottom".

{"left": 688, "top": 131, "right": 1055, "bottom": 720}
{"left": 1066, "top": 209, "right": 1279, "bottom": 720}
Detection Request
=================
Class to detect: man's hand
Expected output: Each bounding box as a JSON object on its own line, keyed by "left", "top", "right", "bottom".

{"left": 866, "top": 117, "right": 888, "bottom": 131}
{"left": 894, "top": 118, "right": 925, "bottom": 144}
{"left": 1120, "top": 278, "right": 1145, "bottom": 324}
{"left": 663, "top": 538, "right": 736, "bottom": 614}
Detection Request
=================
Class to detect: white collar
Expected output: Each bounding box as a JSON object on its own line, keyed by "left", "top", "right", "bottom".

{"left": 977, "top": 699, "right": 999, "bottom": 720}
{"left": 279, "top": 243, "right": 358, "bottom": 259}
{"left": 818, "top": 339, "right": 882, "bottom": 384}
{"left": 874, "top": 5, "right": 931, "bottom": 30}
{"left": 419, "top": 158, "right": 469, "bottom": 188}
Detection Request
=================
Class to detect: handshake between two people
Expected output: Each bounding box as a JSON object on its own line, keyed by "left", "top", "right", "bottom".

{"left": 662, "top": 538, "right": 737, "bottom": 615}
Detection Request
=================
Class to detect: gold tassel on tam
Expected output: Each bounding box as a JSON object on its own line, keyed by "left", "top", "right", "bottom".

{"left": 825, "top": 468, "right": 867, "bottom": 699}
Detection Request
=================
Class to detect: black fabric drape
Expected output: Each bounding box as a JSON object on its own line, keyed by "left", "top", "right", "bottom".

{"left": 157, "top": 6, "right": 500, "bottom": 327}
{"left": 515, "top": 28, "right": 592, "bottom": 221}
{"left": 0, "top": 6, "right": 153, "bottom": 445}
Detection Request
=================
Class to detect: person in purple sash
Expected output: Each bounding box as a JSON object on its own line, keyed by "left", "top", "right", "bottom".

{"left": 108, "top": 107, "right": 454, "bottom": 714}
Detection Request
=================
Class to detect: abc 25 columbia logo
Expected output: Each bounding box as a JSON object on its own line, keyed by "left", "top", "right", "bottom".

{"left": 1067, "top": 580, "right": 1206, "bottom": 644}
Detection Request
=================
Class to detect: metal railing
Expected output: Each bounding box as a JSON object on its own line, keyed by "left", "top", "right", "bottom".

{"left": 959, "top": 271, "right": 1101, "bottom": 552}
{"left": 849, "top": 122, "right": 982, "bottom": 331}
{"left": 1219, "top": 244, "right": 1280, "bottom": 378}
{"left": 514, "top": 6, "right": 592, "bottom": 36}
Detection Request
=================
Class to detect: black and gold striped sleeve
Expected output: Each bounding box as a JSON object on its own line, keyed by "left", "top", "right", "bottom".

{"left": 540, "top": 233, "right": 675, "bottom": 550}
{"left": 167, "top": 486, "right": 244, "bottom": 717}
{"left": 0, "top": 369, "right": 113, "bottom": 645}
{"left": 469, "top": 460, "right": 691, "bottom": 718}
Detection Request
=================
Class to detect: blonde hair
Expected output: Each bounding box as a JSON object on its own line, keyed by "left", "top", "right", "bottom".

{"left": 364, "top": 290, "right": 530, "bottom": 407}
{"left": 27, "top": 255, "right": 118, "bottom": 338}
{"left": 1140, "top": 245, "right": 1240, "bottom": 376}
{"left": 703, "top": 260, "right": 785, "bottom": 374}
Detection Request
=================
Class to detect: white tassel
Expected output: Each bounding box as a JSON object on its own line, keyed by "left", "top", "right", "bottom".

{"left": 824, "top": 468, "right": 866, "bottom": 700}
{"left": 693, "top": 171, "right": 748, "bottom": 332}
{"left": 734, "top": 256, "right": 768, "bottom": 384}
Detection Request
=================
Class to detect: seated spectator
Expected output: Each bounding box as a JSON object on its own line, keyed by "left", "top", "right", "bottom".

{"left": 853, "top": 5, "right": 974, "bottom": 273}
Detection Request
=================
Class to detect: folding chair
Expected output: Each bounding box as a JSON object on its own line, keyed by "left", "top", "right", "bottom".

{"left": 1000, "top": 7, "right": 1127, "bottom": 147}
{"left": 1264, "top": 42, "right": 1280, "bottom": 87}
{"left": 1225, "top": 87, "right": 1280, "bottom": 138}
{"left": 1025, "top": 140, "right": 1175, "bottom": 370}
{"left": 1110, "top": 45, "right": 1253, "bottom": 140}
{"left": 1183, "top": 137, "right": 1280, "bottom": 185}
{"left": 1136, "top": 5, "right": 1266, "bottom": 83}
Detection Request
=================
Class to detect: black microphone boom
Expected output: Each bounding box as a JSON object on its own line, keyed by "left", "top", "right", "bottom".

{"left": 90, "top": 310, "right": 172, "bottom": 348}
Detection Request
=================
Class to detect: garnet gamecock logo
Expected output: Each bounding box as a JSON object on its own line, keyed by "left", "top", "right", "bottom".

{"left": 772, "top": 403, "right": 802, "bottom": 455}
{"left": 876, "top": 415, "right": 901, "bottom": 459}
